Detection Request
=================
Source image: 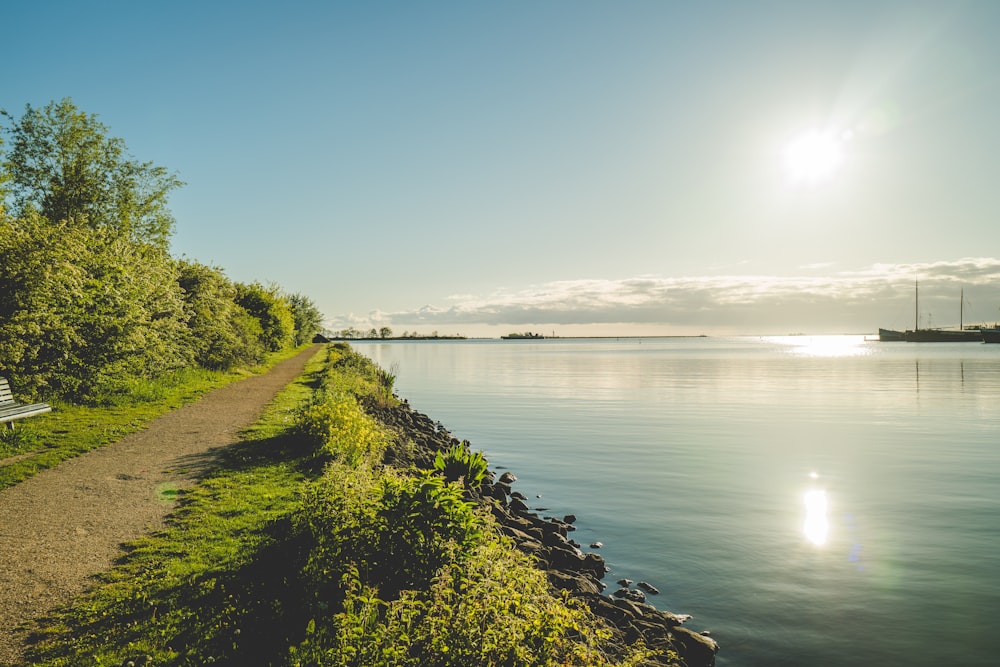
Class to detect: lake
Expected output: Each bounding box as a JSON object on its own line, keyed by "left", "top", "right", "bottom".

{"left": 351, "top": 336, "right": 1000, "bottom": 667}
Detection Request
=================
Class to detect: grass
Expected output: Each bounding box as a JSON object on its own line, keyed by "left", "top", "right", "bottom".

{"left": 0, "top": 346, "right": 310, "bottom": 491}
{"left": 21, "top": 349, "right": 330, "bottom": 666}
{"left": 18, "top": 345, "right": 673, "bottom": 667}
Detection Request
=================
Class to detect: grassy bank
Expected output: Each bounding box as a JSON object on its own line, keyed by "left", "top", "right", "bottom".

{"left": 19, "top": 344, "right": 669, "bottom": 666}
{"left": 0, "top": 346, "right": 309, "bottom": 491}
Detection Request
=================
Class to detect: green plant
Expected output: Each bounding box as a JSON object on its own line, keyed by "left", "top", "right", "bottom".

{"left": 0, "top": 424, "right": 39, "bottom": 457}
{"left": 433, "top": 441, "right": 489, "bottom": 489}
{"left": 297, "top": 389, "right": 391, "bottom": 466}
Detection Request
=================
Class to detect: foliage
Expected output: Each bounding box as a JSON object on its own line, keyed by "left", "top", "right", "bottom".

{"left": 0, "top": 97, "right": 183, "bottom": 248}
{"left": 297, "top": 389, "right": 391, "bottom": 466}
{"left": 21, "top": 353, "right": 327, "bottom": 666}
{"left": 318, "top": 345, "right": 399, "bottom": 408}
{"left": 433, "top": 440, "right": 489, "bottom": 489}
{"left": 0, "top": 98, "right": 325, "bottom": 404}
{"left": 0, "top": 211, "right": 192, "bottom": 402}
{"left": 0, "top": 347, "right": 308, "bottom": 490}
{"left": 176, "top": 259, "right": 267, "bottom": 370}
{"left": 20, "top": 346, "right": 658, "bottom": 667}
{"left": 292, "top": 537, "right": 651, "bottom": 667}
{"left": 236, "top": 282, "right": 296, "bottom": 352}
{"left": 287, "top": 292, "right": 324, "bottom": 346}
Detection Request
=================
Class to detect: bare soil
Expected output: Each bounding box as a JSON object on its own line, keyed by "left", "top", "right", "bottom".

{"left": 0, "top": 345, "right": 322, "bottom": 664}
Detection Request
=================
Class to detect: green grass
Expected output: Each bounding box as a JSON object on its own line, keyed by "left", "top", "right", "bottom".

{"left": 21, "top": 350, "right": 330, "bottom": 666}
{"left": 18, "top": 345, "right": 672, "bottom": 667}
{"left": 0, "top": 346, "right": 310, "bottom": 492}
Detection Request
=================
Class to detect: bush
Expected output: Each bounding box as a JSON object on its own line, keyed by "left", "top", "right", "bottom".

{"left": 291, "top": 518, "right": 652, "bottom": 667}
{"left": 297, "top": 389, "right": 391, "bottom": 466}
{"left": 433, "top": 441, "right": 489, "bottom": 489}
{"left": 236, "top": 282, "right": 295, "bottom": 352}
{"left": 176, "top": 259, "right": 266, "bottom": 370}
{"left": 0, "top": 212, "right": 191, "bottom": 402}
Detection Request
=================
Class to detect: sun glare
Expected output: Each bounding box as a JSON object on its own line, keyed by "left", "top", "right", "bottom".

{"left": 783, "top": 129, "right": 848, "bottom": 186}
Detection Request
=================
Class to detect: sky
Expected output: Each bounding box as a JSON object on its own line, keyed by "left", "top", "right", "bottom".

{"left": 4, "top": 0, "right": 1000, "bottom": 337}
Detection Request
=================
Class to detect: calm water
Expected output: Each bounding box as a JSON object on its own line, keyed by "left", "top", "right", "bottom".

{"left": 352, "top": 336, "right": 1000, "bottom": 667}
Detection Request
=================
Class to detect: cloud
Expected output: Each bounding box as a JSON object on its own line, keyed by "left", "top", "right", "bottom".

{"left": 329, "top": 258, "right": 1000, "bottom": 334}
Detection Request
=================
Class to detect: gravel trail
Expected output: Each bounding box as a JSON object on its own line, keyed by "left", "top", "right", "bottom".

{"left": 0, "top": 344, "right": 322, "bottom": 664}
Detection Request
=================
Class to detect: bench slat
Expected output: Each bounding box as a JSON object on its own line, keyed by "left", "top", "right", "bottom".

{"left": 0, "top": 403, "right": 52, "bottom": 422}
{"left": 0, "top": 377, "right": 52, "bottom": 425}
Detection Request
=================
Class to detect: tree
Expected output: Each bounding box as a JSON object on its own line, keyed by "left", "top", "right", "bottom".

{"left": 0, "top": 211, "right": 190, "bottom": 401}
{"left": 379, "top": 326, "right": 393, "bottom": 339}
{"left": 175, "top": 260, "right": 265, "bottom": 370}
{"left": 235, "top": 282, "right": 295, "bottom": 352}
{"left": 0, "top": 98, "right": 183, "bottom": 248}
{"left": 286, "top": 292, "right": 324, "bottom": 346}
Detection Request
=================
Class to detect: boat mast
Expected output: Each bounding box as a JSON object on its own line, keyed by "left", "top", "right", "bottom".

{"left": 961, "top": 288, "right": 964, "bottom": 330}
{"left": 915, "top": 279, "right": 919, "bottom": 331}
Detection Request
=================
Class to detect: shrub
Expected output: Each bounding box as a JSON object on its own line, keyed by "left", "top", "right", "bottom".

{"left": 297, "top": 389, "right": 391, "bottom": 466}
{"left": 433, "top": 441, "right": 489, "bottom": 489}
{"left": 291, "top": 526, "right": 653, "bottom": 667}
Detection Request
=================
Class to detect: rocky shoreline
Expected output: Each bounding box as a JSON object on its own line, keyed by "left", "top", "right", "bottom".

{"left": 368, "top": 397, "right": 719, "bottom": 667}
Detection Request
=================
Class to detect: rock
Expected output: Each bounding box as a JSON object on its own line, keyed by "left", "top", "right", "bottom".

{"left": 612, "top": 596, "right": 647, "bottom": 617}
{"left": 499, "top": 471, "right": 517, "bottom": 484}
{"left": 509, "top": 497, "right": 530, "bottom": 513}
{"left": 588, "top": 595, "right": 632, "bottom": 625}
{"left": 623, "top": 588, "right": 646, "bottom": 603}
{"left": 617, "top": 578, "right": 633, "bottom": 587}
{"left": 511, "top": 490, "right": 527, "bottom": 500}
{"left": 671, "top": 625, "right": 719, "bottom": 667}
{"left": 548, "top": 570, "right": 603, "bottom": 595}
{"left": 590, "top": 541, "right": 603, "bottom": 548}
{"left": 563, "top": 513, "right": 577, "bottom": 524}
{"left": 580, "top": 552, "right": 607, "bottom": 578}
{"left": 637, "top": 581, "right": 660, "bottom": 595}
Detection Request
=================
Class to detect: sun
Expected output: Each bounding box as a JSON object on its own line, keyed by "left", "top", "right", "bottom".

{"left": 783, "top": 129, "right": 847, "bottom": 186}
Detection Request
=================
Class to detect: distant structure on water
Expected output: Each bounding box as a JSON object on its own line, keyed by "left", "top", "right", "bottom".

{"left": 501, "top": 332, "right": 545, "bottom": 340}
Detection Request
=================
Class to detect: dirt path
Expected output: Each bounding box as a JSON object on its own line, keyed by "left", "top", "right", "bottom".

{"left": 0, "top": 344, "right": 323, "bottom": 664}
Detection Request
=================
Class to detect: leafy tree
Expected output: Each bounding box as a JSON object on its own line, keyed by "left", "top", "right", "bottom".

{"left": 379, "top": 326, "right": 393, "bottom": 339}
{"left": 235, "top": 282, "right": 295, "bottom": 352}
{"left": 0, "top": 98, "right": 183, "bottom": 248}
{"left": 0, "top": 211, "right": 190, "bottom": 401}
{"left": 176, "top": 259, "right": 266, "bottom": 370}
{"left": 286, "top": 292, "right": 324, "bottom": 346}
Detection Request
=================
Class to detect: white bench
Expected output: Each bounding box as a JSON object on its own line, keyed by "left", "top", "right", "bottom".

{"left": 0, "top": 377, "right": 51, "bottom": 429}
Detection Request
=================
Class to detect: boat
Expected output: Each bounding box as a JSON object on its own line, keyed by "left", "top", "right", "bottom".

{"left": 501, "top": 332, "right": 545, "bottom": 340}
{"left": 902, "top": 282, "right": 982, "bottom": 342}
{"left": 878, "top": 328, "right": 905, "bottom": 341}
{"left": 981, "top": 327, "right": 1000, "bottom": 344}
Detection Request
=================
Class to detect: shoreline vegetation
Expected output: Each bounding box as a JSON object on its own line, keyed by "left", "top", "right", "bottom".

{"left": 3, "top": 98, "right": 715, "bottom": 664}
{"left": 12, "top": 344, "right": 718, "bottom": 666}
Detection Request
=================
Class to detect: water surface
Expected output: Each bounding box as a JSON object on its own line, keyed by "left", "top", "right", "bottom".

{"left": 353, "top": 336, "right": 1000, "bottom": 666}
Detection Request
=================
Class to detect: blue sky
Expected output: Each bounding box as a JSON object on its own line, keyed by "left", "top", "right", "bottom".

{"left": 4, "top": 1, "right": 1000, "bottom": 335}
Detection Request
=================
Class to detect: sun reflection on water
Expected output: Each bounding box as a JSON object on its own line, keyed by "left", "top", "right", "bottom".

{"left": 769, "top": 335, "right": 872, "bottom": 358}
{"left": 803, "top": 485, "right": 830, "bottom": 546}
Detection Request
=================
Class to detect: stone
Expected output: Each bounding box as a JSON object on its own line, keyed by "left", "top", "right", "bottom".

{"left": 670, "top": 626, "right": 719, "bottom": 667}
{"left": 617, "top": 578, "right": 633, "bottom": 587}
{"left": 499, "top": 471, "right": 517, "bottom": 484}
{"left": 563, "top": 513, "right": 577, "bottom": 524}
{"left": 627, "top": 588, "right": 647, "bottom": 603}
{"left": 509, "top": 497, "right": 530, "bottom": 513}
{"left": 590, "top": 541, "right": 603, "bottom": 548}
{"left": 637, "top": 581, "right": 660, "bottom": 595}
{"left": 548, "top": 570, "right": 603, "bottom": 595}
